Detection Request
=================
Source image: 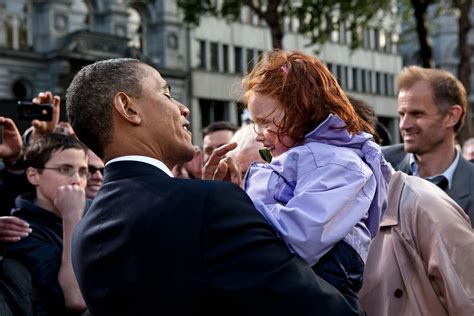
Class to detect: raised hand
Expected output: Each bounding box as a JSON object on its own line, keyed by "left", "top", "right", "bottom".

{"left": 0, "top": 117, "right": 23, "bottom": 164}
{"left": 30, "top": 91, "right": 61, "bottom": 141}
{"left": 202, "top": 142, "right": 242, "bottom": 186}
{"left": 54, "top": 185, "right": 85, "bottom": 222}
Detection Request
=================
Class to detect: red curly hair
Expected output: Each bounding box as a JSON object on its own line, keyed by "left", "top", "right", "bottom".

{"left": 242, "top": 50, "right": 374, "bottom": 144}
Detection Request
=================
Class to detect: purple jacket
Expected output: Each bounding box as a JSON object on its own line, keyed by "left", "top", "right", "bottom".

{"left": 244, "top": 114, "right": 391, "bottom": 266}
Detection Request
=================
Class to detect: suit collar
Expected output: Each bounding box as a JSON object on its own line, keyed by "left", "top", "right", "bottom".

{"left": 106, "top": 155, "right": 173, "bottom": 177}
{"left": 103, "top": 160, "right": 170, "bottom": 183}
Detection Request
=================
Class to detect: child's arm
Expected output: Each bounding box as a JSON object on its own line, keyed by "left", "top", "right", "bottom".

{"left": 249, "top": 163, "right": 375, "bottom": 266}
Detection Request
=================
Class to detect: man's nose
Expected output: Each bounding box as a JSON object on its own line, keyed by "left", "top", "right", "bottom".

{"left": 399, "top": 115, "right": 412, "bottom": 130}
{"left": 178, "top": 102, "right": 190, "bottom": 118}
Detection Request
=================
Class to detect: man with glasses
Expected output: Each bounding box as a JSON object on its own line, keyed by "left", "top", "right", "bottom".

{"left": 85, "top": 149, "right": 104, "bottom": 199}
{"left": 4, "top": 133, "right": 88, "bottom": 315}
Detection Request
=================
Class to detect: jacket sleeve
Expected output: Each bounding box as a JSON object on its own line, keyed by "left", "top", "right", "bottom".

{"left": 252, "top": 163, "right": 375, "bottom": 266}
{"left": 409, "top": 186, "right": 474, "bottom": 315}
{"left": 201, "top": 181, "right": 360, "bottom": 316}
{"left": 5, "top": 225, "right": 66, "bottom": 313}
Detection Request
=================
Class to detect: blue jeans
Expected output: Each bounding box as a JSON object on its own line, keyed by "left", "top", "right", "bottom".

{"left": 311, "top": 240, "right": 365, "bottom": 313}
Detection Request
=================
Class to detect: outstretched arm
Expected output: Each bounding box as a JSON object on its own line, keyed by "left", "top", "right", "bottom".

{"left": 55, "top": 185, "right": 87, "bottom": 312}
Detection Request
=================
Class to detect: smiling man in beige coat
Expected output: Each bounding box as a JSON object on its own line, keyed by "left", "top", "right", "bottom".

{"left": 360, "top": 170, "right": 474, "bottom": 315}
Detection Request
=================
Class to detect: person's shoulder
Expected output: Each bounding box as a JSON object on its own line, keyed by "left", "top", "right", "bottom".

{"left": 400, "top": 175, "right": 471, "bottom": 227}
{"left": 382, "top": 143, "right": 405, "bottom": 156}
{"left": 456, "top": 155, "right": 474, "bottom": 173}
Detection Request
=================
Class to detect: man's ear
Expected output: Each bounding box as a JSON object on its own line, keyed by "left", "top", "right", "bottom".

{"left": 445, "top": 105, "right": 463, "bottom": 129}
{"left": 113, "top": 92, "right": 142, "bottom": 125}
{"left": 26, "top": 167, "right": 39, "bottom": 186}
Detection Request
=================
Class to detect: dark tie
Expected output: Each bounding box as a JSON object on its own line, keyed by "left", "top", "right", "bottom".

{"left": 427, "top": 175, "right": 448, "bottom": 191}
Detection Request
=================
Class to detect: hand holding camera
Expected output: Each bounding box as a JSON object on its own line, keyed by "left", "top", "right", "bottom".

{"left": 23, "top": 91, "right": 61, "bottom": 142}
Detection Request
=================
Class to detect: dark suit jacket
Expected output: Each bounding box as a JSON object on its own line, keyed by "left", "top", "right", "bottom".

{"left": 383, "top": 144, "right": 474, "bottom": 225}
{"left": 72, "top": 161, "right": 358, "bottom": 316}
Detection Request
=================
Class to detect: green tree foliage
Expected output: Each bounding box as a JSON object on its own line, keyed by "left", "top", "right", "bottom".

{"left": 177, "top": 0, "right": 394, "bottom": 50}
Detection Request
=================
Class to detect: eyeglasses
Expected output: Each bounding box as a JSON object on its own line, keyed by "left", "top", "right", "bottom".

{"left": 88, "top": 166, "right": 104, "bottom": 175}
{"left": 41, "top": 166, "right": 90, "bottom": 179}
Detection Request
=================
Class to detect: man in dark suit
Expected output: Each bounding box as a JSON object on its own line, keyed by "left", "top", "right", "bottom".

{"left": 382, "top": 66, "right": 474, "bottom": 225}
{"left": 65, "top": 58, "right": 359, "bottom": 315}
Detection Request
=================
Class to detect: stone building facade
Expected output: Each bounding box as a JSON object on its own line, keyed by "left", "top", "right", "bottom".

{"left": 0, "top": 0, "right": 402, "bottom": 144}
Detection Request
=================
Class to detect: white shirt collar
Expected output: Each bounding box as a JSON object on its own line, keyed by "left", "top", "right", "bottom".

{"left": 409, "top": 150, "right": 460, "bottom": 190}
{"left": 105, "top": 155, "right": 174, "bottom": 177}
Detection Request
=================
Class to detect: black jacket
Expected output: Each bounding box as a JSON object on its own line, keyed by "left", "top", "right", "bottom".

{"left": 73, "top": 161, "right": 359, "bottom": 316}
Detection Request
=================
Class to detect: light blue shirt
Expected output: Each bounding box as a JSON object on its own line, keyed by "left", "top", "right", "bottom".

{"left": 409, "top": 150, "right": 460, "bottom": 190}
{"left": 106, "top": 155, "right": 174, "bottom": 177}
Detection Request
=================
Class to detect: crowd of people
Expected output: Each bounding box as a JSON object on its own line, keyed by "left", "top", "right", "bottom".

{"left": 0, "top": 50, "right": 473, "bottom": 315}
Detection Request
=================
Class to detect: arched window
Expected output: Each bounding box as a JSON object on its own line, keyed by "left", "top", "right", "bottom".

{"left": 70, "top": 0, "right": 90, "bottom": 32}
{"left": 127, "top": 7, "right": 142, "bottom": 50}
{"left": 0, "top": 1, "right": 30, "bottom": 50}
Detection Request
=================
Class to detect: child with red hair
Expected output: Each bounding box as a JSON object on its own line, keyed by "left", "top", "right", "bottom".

{"left": 242, "top": 50, "right": 391, "bottom": 311}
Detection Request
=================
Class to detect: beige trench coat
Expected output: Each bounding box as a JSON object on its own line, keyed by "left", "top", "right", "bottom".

{"left": 360, "top": 171, "right": 474, "bottom": 315}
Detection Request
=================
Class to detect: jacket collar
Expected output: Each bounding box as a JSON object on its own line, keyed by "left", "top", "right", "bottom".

{"left": 380, "top": 171, "right": 407, "bottom": 228}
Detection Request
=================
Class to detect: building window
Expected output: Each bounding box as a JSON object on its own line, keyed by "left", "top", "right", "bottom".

{"left": 385, "top": 33, "right": 392, "bottom": 53}
{"left": 376, "top": 72, "right": 381, "bottom": 94}
{"left": 234, "top": 46, "right": 243, "bottom": 74}
{"left": 246, "top": 48, "right": 255, "bottom": 72}
{"left": 210, "top": 42, "right": 219, "bottom": 71}
{"left": 384, "top": 73, "right": 390, "bottom": 96}
{"left": 363, "top": 29, "right": 371, "bottom": 50}
{"left": 352, "top": 68, "right": 359, "bottom": 91}
{"left": 379, "top": 30, "right": 387, "bottom": 52}
{"left": 391, "top": 33, "right": 399, "bottom": 54}
{"left": 374, "top": 29, "right": 380, "bottom": 51}
{"left": 331, "top": 17, "right": 339, "bottom": 43}
{"left": 368, "top": 70, "right": 373, "bottom": 93}
{"left": 326, "top": 63, "right": 333, "bottom": 74}
{"left": 361, "top": 69, "right": 367, "bottom": 92}
{"left": 199, "top": 99, "right": 229, "bottom": 129}
{"left": 198, "top": 40, "right": 207, "bottom": 69}
{"left": 222, "top": 44, "right": 229, "bottom": 72}
{"left": 127, "top": 8, "right": 143, "bottom": 50}
{"left": 339, "top": 20, "right": 347, "bottom": 45}
{"left": 343, "top": 66, "right": 349, "bottom": 89}
{"left": 336, "top": 65, "right": 342, "bottom": 85}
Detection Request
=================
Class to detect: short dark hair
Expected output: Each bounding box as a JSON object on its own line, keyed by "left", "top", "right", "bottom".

{"left": 348, "top": 96, "right": 380, "bottom": 144}
{"left": 26, "top": 134, "right": 88, "bottom": 170}
{"left": 66, "top": 58, "right": 146, "bottom": 158}
{"left": 202, "top": 121, "right": 238, "bottom": 137}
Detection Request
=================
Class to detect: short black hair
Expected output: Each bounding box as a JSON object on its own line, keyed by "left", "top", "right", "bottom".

{"left": 202, "top": 121, "right": 238, "bottom": 137}
{"left": 66, "top": 58, "right": 146, "bottom": 158}
{"left": 26, "top": 134, "right": 88, "bottom": 170}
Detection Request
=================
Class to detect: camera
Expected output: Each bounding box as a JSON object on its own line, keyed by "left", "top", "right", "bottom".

{"left": 17, "top": 101, "right": 53, "bottom": 121}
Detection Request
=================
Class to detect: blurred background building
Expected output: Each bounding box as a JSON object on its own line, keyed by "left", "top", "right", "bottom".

{"left": 0, "top": 0, "right": 401, "bottom": 145}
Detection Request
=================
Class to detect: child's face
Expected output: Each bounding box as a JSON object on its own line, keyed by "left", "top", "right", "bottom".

{"left": 247, "top": 92, "right": 296, "bottom": 157}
